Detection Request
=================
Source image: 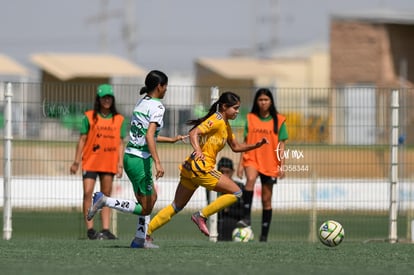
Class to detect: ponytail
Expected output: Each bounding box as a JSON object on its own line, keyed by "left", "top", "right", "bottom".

{"left": 187, "top": 91, "right": 240, "bottom": 129}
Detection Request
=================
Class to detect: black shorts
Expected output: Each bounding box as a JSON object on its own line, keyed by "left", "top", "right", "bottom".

{"left": 259, "top": 173, "right": 277, "bottom": 185}
{"left": 82, "top": 171, "right": 114, "bottom": 180}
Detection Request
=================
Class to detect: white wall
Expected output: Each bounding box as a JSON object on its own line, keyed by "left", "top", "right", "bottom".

{"left": 1, "top": 176, "right": 412, "bottom": 211}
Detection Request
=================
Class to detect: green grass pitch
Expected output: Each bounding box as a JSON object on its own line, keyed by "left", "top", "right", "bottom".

{"left": 1, "top": 210, "right": 414, "bottom": 275}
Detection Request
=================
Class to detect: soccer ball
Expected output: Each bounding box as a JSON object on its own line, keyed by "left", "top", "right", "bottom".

{"left": 232, "top": 227, "right": 254, "bottom": 242}
{"left": 318, "top": 220, "right": 345, "bottom": 247}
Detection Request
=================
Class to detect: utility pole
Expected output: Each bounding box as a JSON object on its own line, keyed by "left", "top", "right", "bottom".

{"left": 85, "top": 0, "right": 122, "bottom": 53}
{"left": 122, "top": 0, "right": 138, "bottom": 62}
{"left": 254, "top": 0, "right": 280, "bottom": 58}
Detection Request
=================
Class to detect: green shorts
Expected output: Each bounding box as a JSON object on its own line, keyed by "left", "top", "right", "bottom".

{"left": 123, "top": 153, "right": 154, "bottom": 196}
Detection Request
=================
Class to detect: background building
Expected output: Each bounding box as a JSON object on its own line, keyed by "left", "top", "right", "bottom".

{"left": 330, "top": 11, "right": 414, "bottom": 144}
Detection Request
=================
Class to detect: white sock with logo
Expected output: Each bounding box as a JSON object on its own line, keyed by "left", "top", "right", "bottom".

{"left": 135, "top": 215, "right": 150, "bottom": 239}
{"left": 105, "top": 197, "right": 138, "bottom": 213}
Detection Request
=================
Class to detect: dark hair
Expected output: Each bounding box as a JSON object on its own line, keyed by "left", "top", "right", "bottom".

{"left": 139, "top": 70, "right": 168, "bottom": 95}
{"left": 217, "top": 157, "right": 234, "bottom": 170}
{"left": 251, "top": 88, "right": 279, "bottom": 134}
{"left": 187, "top": 91, "right": 240, "bottom": 128}
{"left": 93, "top": 94, "right": 119, "bottom": 123}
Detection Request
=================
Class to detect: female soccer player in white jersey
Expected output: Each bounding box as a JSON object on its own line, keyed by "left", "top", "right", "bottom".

{"left": 87, "top": 70, "right": 185, "bottom": 248}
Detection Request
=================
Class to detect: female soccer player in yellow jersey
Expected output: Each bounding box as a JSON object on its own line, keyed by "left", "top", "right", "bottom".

{"left": 147, "top": 91, "right": 268, "bottom": 242}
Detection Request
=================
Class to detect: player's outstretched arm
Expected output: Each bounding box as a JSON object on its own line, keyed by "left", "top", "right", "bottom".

{"left": 227, "top": 137, "right": 268, "bottom": 153}
{"left": 156, "top": 134, "right": 188, "bottom": 143}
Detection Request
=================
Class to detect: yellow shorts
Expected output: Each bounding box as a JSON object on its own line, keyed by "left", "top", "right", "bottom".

{"left": 180, "top": 168, "right": 222, "bottom": 191}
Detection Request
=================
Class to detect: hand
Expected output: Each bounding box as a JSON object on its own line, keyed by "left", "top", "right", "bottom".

{"left": 279, "top": 170, "right": 286, "bottom": 179}
{"left": 256, "top": 137, "right": 268, "bottom": 147}
{"left": 191, "top": 149, "right": 205, "bottom": 161}
{"left": 70, "top": 162, "right": 79, "bottom": 174}
{"left": 116, "top": 165, "right": 123, "bottom": 178}
{"left": 236, "top": 165, "right": 244, "bottom": 179}
{"left": 154, "top": 162, "right": 165, "bottom": 180}
{"left": 175, "top": 134, "right": 189, "bottom": 143}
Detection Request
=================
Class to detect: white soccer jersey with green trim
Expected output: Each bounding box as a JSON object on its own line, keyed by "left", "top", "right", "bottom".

{"left": 125, "top": 96, "right": 165, "bottom": 159}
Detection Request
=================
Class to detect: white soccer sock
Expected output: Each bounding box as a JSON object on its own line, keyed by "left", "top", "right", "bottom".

{"left": 105, "top": 197, "right": 137, "bottom": 213}
{"left": 135, "top": 215, "right": 150, "bottom": 239}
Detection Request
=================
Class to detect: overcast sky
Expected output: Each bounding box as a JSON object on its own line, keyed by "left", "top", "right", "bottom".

{"left": 1, "top": 0, "right": 414, "bottom": 75}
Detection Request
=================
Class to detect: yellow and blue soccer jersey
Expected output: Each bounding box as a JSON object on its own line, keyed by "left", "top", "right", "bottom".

{"left": 180, "top": 112, "right": 235, "bottom": 177}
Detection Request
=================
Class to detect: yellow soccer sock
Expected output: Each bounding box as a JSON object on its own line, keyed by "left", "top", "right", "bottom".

{"left": 201, "top": 194, "right": 237, "bottom": 218}
{"left": 148, "top": 204, "right": 176, "bottom": 236}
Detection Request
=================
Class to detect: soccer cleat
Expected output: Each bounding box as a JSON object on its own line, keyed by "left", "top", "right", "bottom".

{"left": 259, "top": 235, "right": 268, "bottom": 242}
{"left": 191, "top": 212, "right": 209, "bottom": 237}
{"left": 130, "top": 236, "right": 159, "bottom": 249}
{"left": 236, "top": 219, "right": 251, "bottom": 228}
{"left": 98, "top": 229, "right": 118, "bottom": 240}
{"left": 143, "top": 235, "right": 159, "bottom": 249}
{"left": 87, "top": 192, "right": 107, "bottom": 221}
{"left": 130, "top": 238, "right": 144, "bottom": 248}
{"left": 87, "top": 228, "right": 99, "bottom": 240}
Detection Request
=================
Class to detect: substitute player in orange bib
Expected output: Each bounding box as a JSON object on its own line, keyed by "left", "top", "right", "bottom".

{"left": 70, "top": 84, "right": 126, "bottom": 240}
{"left": 237, "top": 88, "right": 288, "bottom": 242}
